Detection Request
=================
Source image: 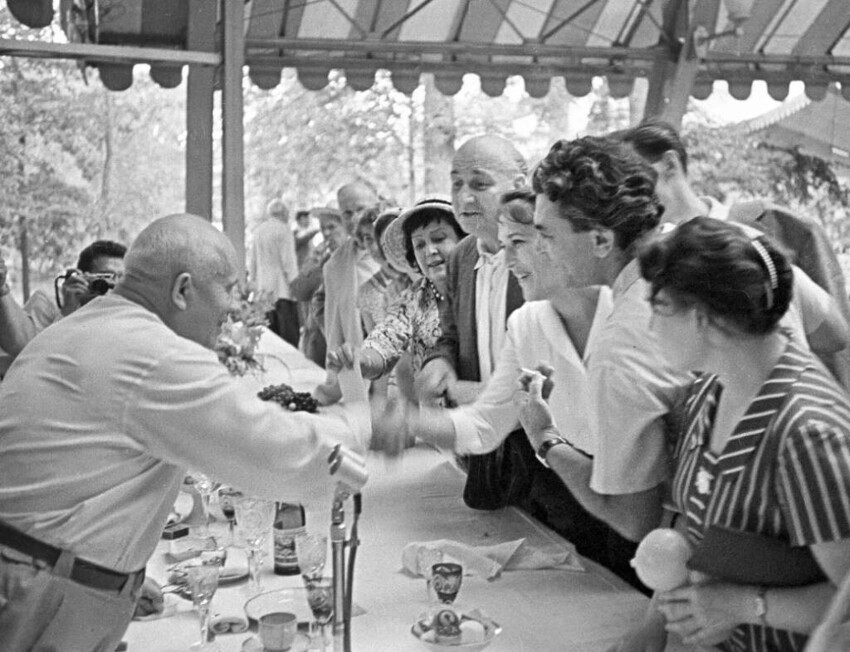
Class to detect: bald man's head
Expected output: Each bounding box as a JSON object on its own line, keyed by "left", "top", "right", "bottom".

{"left": 117, "top": 214, "right": 239, "bottom": 348}
{"left": 450, "top": 135, "right": 527, "bottom": 251}
{"left": 337, "top": 183, "right": 378, "bottom": 228}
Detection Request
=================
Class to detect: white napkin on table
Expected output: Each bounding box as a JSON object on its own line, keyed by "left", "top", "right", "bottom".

{"left": 402, "top": 538, "right": 584, "bottom": 580}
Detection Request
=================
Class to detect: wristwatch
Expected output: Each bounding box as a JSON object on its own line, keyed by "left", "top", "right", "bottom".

{"left": 536, "top": 437, "right": 570, "bottom": 469}
{"left": 754, "top": 586, "right": 768, "bottom": 627}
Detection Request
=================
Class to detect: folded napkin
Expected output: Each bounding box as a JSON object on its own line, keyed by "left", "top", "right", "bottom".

{"left": 402, "top": 538, "right": 583, "bottom": 580}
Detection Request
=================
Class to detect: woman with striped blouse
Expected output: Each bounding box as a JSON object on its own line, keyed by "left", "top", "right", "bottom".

{"left": 615, "top": 217, "right": 850, "bottom": 652}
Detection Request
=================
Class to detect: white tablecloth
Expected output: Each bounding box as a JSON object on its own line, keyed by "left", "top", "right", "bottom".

{"left": 124, "top": 332, "right": 701, "bottom": 652}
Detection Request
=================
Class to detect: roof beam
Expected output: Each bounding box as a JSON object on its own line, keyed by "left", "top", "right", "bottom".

{"left": 0, "top": 38, "right": 220, "bottom": 66}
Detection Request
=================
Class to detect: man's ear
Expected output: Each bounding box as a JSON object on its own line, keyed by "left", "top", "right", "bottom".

{"left": 511, "top": 173, "right": 527, "bottom": 190}
{"left": 171, "top": 272, "right": 192, "bottom": 311}
{"left": 589, "top": 228, "right": 616, "bottom": 259}
{"left": 660, "top": 150, "right": 683, "bottom": 179}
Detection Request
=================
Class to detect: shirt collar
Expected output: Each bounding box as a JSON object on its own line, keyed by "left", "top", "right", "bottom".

{"left": 611, "top": 259, "right": 642, "bottom": 299}
{"left": 699, "top": 196, "right": 729, "bottom": 220}
{"left": 474, "top": 241, "right": 504, "bottom": 269}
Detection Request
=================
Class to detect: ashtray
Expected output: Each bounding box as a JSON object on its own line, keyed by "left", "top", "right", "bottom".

{"left": 411, "top": 607, "right": 501, "bottom": 651}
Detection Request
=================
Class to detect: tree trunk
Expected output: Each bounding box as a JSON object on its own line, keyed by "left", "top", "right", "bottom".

{"left": 19, "top": 215, "right": 29, "bottom": 303}
{"left": 422, "top": 74, "right": 455, "bottom": 195}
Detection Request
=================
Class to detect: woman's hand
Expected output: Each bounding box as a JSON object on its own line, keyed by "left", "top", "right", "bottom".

{"left": 326, "top": 343, "right": 357, "bottom": 373}
{"left": 513, "top": 363, "right": 556, "bottom": 446}
{"left": 658, "top": 582, "right": 740, "bottom": 647}
{"left": 326, "top": 344, "right": 384, "bottom": 379}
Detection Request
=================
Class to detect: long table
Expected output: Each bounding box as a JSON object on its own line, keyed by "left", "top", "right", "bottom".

{"left": 123, "top": 333, "right": 696, "bottom": 651}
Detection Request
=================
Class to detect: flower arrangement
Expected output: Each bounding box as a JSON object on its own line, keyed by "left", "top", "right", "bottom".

{"left": 215, "top": 285, "right": 272, "bottom": 376}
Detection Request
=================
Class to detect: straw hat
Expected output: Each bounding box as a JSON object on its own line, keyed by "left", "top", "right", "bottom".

{"left": 381, "top": 196, "right": 456, "bottom": 277}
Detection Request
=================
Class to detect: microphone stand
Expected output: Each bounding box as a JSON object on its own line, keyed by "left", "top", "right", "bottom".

{"left": 328, "top": 445, "right": 367, "bottom": 652}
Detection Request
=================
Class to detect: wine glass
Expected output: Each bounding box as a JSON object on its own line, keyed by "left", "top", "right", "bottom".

{"left": 185, "top": 547, "right": 227, "bottom": 652}
{"left": 217, "top": 486, "right": 242, "bottom": 547}
{"left": 416, "top": 546, "right": 444, "bottom": 601}
{"left": 233, "top": 494, "right": 276, "bottom": 595}
{"left": 303, "top": 575, "right": 334, "bottom": 652}
{"left": 296, "top": 532, "right": 328, "bottom": 579}
{"left": 189, "top": 471, "right": 221, "bottom": 537}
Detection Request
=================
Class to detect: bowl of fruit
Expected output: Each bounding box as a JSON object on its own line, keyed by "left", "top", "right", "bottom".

{"left": 411, "top": 607, "right": 501, "bottom": 651}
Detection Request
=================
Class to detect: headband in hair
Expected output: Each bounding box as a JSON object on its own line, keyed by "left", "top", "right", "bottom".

{"left": 751, "top": 238, "right": 778, "bottom": 310}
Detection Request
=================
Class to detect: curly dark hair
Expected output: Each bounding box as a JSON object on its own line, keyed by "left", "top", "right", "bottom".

{"left": 76, "top": 240, "right": 127, "bottom": 273}
{"left": 638, "top": 217, "right": 793, "bottom": 335}
{"left": 531, "top": 136, "right": 663, "bottom": 253}
{"left": 402, "top": 204, "right": 465, "bottom": 269}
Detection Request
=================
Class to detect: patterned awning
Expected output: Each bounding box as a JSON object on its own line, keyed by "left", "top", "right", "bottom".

{"left": 4, "top": 0, "right": 850, "bottom": 102}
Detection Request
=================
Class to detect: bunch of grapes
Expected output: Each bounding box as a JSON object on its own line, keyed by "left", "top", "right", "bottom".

{"left": 258, "top": 383, "right": 319, "bottom": 413}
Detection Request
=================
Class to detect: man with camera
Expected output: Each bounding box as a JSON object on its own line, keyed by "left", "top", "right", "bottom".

{"left": 0, "top": 240, "right": 126, "bottom": 366}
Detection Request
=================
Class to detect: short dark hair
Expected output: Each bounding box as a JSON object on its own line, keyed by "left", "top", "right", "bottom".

{"left": 76, "top": 240, "right": 127, "bottom": 273}
{"left": 532, "top": 136, "right": 663, "bottom": 253}
{"left": 613, "top": 118, "right": 689, "bottom": 174}
{"left": 499, "top": 188, "right": 535, "bottom": 226}
{"left": 402, "top": 208, "right": 465, "bottom": 268}
{"left": 356, "top": 207, "right": 380, "bottom": 234}
{"left": 638, "top": 217, "right": 793, "bottom": 335}
{"left": 295, "top": 210, "right": 310, "bottom": 221}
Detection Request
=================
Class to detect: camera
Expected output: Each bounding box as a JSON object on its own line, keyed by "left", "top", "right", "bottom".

{"left": 54, "top": 269, "right": 117, "bottom": 309}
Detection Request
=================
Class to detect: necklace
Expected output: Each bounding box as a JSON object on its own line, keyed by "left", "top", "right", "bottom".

{"left": 427, "top": 278, "right": 445, "bottom": 302}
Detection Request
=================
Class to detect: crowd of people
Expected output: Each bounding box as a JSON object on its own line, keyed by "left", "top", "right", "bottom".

{"left": 1, "top": 119, "right": 850, "bottom": 651}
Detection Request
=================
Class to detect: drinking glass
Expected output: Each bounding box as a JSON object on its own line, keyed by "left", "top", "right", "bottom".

{"left": 234, "top": 494, "right": 276, "bottom": 595}
{"left": 189, "top": 470, "right": 221, "bottom": 537}
{"left": 432, "top": 562, "right": 463, "bottom": 604}
{"left": 295, "top": 532, "right": 328, "bottom": 580}
{"left": 185, "top": 548, "right": 228, "bottom": 652}
{"left": 416, "top": 546, "right": 444, "bottom": 601}
{"left": 217, "top": 486, "right": 242, "bottom": 547}
{"left": 303, "top": 576, "right": 334, "bottom": 652}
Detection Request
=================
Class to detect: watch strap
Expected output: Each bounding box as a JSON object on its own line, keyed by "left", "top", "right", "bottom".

{"left": 535, "top": 437, "right": 570, "bottom": 468}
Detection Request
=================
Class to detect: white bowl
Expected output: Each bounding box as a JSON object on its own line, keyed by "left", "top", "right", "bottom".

{"left": 411, "top": 609, "right": 501, "bottom": 652}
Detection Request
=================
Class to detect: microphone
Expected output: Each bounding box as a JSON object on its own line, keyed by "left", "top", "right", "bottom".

{"left": 328, "top": 444, "right": 368, "bottom": 497}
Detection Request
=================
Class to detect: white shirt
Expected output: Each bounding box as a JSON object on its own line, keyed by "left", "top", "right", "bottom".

{"left": 0, "top": 294, "right": 362, "bottom": 571}
{"left": 588, "top": 261, "right": 692, "bottom": 495}
{"left": 474, "top": 245, "right": 509, "bottom": 382}
{"left": 250, "top": 218, "right": 299, "bottom": 300}
{"left": 450, "top": 295, "right": 612, "bottom": 457}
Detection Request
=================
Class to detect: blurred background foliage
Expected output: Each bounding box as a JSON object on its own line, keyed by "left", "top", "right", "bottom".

{"left": 1, "top": 6, "right": 848, "bottom": 301}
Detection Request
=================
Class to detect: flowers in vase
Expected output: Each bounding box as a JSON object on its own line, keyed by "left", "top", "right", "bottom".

{"left": 215, "top": 285, "right": 272, "bottom": 376}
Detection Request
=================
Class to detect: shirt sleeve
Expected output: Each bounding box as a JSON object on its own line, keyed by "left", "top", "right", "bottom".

{"left": 777, "top": 419, "right": 850, "bottom": 546}
{"left": 448, "top": 322, "right": 522, "bottom": 455}
{"left": 23, "top": 289, "right": 61, "bottom": 333}
{"left": 364, "top": 286, "right": 417, "bottom": 371}
{"left": 589, "top": 360, "right": 672, "bottom": 495}
{"left": 122, "top": 343, "right": 365, "bottom": 510}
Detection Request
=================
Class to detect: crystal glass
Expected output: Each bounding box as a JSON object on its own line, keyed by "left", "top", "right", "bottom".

{"left": 303, "top": 575, "right": 334, "bottom": 652}
{"left": 185, "top": 547, "right": 227, "bottom": 652}
{"left": 217, "top": 486, "right": 242, "bottom": 547}
{"left": 234, "top": 495, "right": 276, "bottom": 595}
{"left": 416, "top": 546, "right": 444, "bottom": 601}
{"left": 189, "top": 471, "right": 221, "bottom": 537}
{"left": 296, "top": 532, "right": 328, "bottom": 580}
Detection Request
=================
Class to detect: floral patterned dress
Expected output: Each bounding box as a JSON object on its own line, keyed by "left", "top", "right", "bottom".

{"left": 363, "top": 277, "right": 443, "bottom": 374}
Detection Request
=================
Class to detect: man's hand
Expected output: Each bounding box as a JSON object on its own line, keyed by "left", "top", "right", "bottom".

{"left": 60, "top": 271, "right": 91, "bottom": 316}
{"left": 133, "top": 576, "right": 164, "bottom": 618}
{"left": 415, "top": 358, "right": 457, "bottom": 406}
{"left": 327, "top": 344, "right": 384, "bottom": 380}
{"left": 513, "top": 363, "right": 556, "bottom": 447}
{"left": 326, "top": 343, "right": 357, "bottom": 373}
{"left": 371, "top": 398, "right": 414, "bottom": 457}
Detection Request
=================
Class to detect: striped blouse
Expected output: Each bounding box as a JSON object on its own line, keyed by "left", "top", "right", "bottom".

{"left": 672, "top": 340, "right": 850, "bottom": 652}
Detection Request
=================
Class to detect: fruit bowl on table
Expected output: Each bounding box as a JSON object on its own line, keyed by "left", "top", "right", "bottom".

{"left": 411, "top": 607, "right": 501, "bottom": 651}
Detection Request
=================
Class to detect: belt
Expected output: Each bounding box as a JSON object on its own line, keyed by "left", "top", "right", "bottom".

{"left": 0, "top": 520, "right": 145, "bottom": 594}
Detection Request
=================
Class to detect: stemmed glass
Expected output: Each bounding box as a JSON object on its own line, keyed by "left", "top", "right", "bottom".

{"left": 303, "top": 576, "right": 334, "bottom": 652}
{"left": 185, "top": 547, "right": 227, "bottom": 652}
{"left": 416, "top": 546, "right": 444, "bottom": 601}
{"left": 233, "top": 495, "right": 276, "bottom": 595}
{"left": 296, "top": 532, "right": 328, "bottom": 579}
{"left": 189, "top": 471, "right": 221, "bottom": 537}
{"left": 217, "top": 486, "right": 241, "bottom": 547}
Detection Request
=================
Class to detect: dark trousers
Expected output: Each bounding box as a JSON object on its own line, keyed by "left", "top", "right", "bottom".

{"left": 268, "top": 298, "right": 300, "bottom": 348}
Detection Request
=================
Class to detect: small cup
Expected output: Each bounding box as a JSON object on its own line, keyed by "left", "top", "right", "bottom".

{"left": 258, "top": 611, "right": 298, "bottom": 651}
{"left": 431, "top": 562, "right": 463, "bottom": 604}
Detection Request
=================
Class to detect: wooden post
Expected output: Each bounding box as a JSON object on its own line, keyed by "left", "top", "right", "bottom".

{"left": 221, "top": 0, "right": 246, "bottom": 276}
{"left": 185, "top": 0, "right": 216, "bottom": 219}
